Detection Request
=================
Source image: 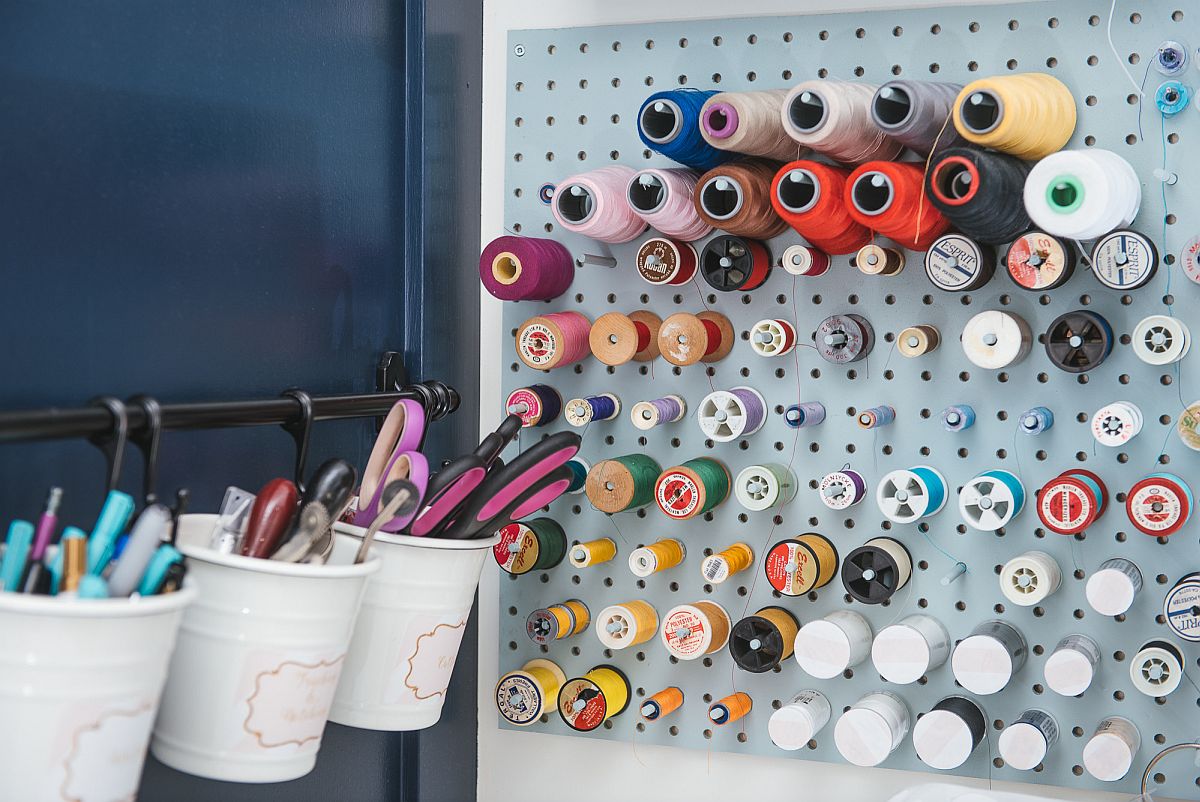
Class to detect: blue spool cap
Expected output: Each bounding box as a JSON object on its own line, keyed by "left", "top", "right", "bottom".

{"left": 1155, "top": 81, "right": 1191, "bottom": 117}
{"left": 941, "top": 405, "right": 976, "bottom": 432}
{"left": 1019, "top": 406, "right": 1053, "bottom": 435}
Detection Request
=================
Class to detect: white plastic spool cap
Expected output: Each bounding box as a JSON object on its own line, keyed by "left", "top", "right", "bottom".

{"left": 1043, "top": 642, "right": 1097, "bottom": 697}
{"left": 834, "top": 706, "right": 900, "bottom": 767}
{"left": 767, "top": 692, "right": 831, "bottom": 751}
{"left": 795, "top": 618, "right": 857, "bottom": 679}
{"left": 952, "top": 635, "right": 1016, "bottom": 695}
{"left": 912, "top": 709, "right": 976, "bottom": 770}
{"left": 1083, "top": 720, "right": 1140, "bottom": 782}
{"left": 872, "top": 622, "right": 940, "bottom": 685}
{"left": 1086, "top": 565, "right": 1139, "bottom": 617}
{"left": 998, "top": 722, "right": 1049, "bottom": 771}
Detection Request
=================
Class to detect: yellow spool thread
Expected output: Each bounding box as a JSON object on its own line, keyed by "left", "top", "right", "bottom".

{"left": 661, "top": 601, "right": 732, "bottom": 659}
{"left": 629, "top": 538, "right": 686, "bottom": 576}
{"left": 597, "top": 600, "right": 659, "bottom": 649}
{"left": 570, "top": 537, "right": 617, "bottom": 567}
{"left": 641, "top": 687, "right": 685, "bottom": 721}
{"left": 799, "top": 532, "right": 839, "bottom": 589}
{"left": 491, "top": 251, "right": 522, "bottom": 285}
{"left": 562, "top": 599, "right": 591, "bottom": 635}
{"left": 495, "top": 658, "right": 566, "bottom": 726}
{"left": 709, "top": 692, "right": 753, "bottom": 726}
{"left": 952, "top": 73, "right": 1076, "bottom": 160}
{"left": 701, "top": 542, "right": 753, "bottom": 584}
{"left": 558, "top": 665, "right": 631, "bottom": 731}
{"left": 755, "top": 606, "right": 800, "bottom": 661}
{"left": 547, "top": 604, "right": 576, "bottom": 639}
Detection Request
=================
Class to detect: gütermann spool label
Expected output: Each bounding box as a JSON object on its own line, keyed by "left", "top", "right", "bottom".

{"left": 496, "top": 674, "right": 542, "bottom": 725}
{"left": 517, "top": 323, "right": 557, "bottom": 366}
{"left": 493, "top": 523, "right": 538, "bottom": 574}
{"left": 764, "top": 540, "right": 817, "bottom": 596}
{"left": 1164, "top": 576, "right": 1200, "bottom": 642}
{"left": 656, "top": 470, "right": 700, "bottom": 519}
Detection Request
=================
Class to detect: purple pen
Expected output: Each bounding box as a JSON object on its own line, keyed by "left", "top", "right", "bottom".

{"left": 29, "top": 487, "right": 62, "bottom": 561}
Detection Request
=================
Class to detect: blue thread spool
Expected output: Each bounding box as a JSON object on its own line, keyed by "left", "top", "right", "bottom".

{"left": 785, "top": 401, "right": 826, "bottom": 429}
{"left": 1019, "top": 406, "right": 1054, "bottom": 436}
{"left": 538, "top": 183, "right": 556, "bottom": 204}
{"left": 941, "top": 405, "right": 976, "bottom": 432}
{"left": 1155, "top": 41, "right": 1189, "bottom": 76}
{"left": 1156, "top": 81, "right": 1191, "bottom": 117}
{"left": 565, "top": 394, "right": 621, "bottom": 427}
{"left": 910, "top": 466, "right": 948, "bottom": 516}
{"left": 858, "top": 405, "right": 896, "bottom": 430}
{"left": 566, "top": 458, "right": 590, "bottom": 495}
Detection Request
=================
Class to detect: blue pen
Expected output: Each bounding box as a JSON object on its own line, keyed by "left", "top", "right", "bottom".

{"left": 77, "top": 574, "right": 110, "bottom": 599}
{"left": 137, "top": 544, "right": 183, "bottom": 596}
{"left": 0, "top": 520, "right": 34, "bottom": 592}
{"left": 86, "top": 490, "right": 136, "bottom": 575}
{"left": 49, "top": 527, "right": 87, "bottom": 594}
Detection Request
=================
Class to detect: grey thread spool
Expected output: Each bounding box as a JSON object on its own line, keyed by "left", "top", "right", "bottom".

{"left": 999, "top": 709, "right": 1060, "bottom": 771}
{"left": 870, "top": 80, "right": 965, "bottom": 156}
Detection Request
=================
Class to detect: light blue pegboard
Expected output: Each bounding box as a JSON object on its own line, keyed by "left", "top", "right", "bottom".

{"left": 497, "top": 1, "right": 1200, "bottom": 797}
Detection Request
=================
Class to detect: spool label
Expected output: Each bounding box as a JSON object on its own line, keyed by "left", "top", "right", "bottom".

{"left": 926, "top": 235, "right": 982, "bottom": 290}
{"left": 656, "top": 471, "right": 701, "bottom": 519}
{"left": 1007, "top": 233, "right": 1069, "bottom": 290}
{"left": 506, "top": 388, "right": 542, "bottom": 427}
{"left": 1127, "top": 480, "right": 1186, "bottom": 534}
{"left": 1038, "top": 479, "right": 1095, "bottom": 534}
{"left": 493, "top": 523, "right": 538, "bottom": 574}
{"left": 701, "top": 555, "right": 731, "bottom": 583}
{"left": 1165, "top": 579, "right": 1200, "bottom": 641}
{"left": 637, "top": 239, "right": 682, "bottom": 284}
{"left": 764, "top": 541, "right": 817, "bottom": 596}
{"left": 819, "top": 472, "right": 859, "bottom": 510}
{"left": 663, "top": 607, "right": 710, "bottom": 657}
{"left": 1178, "top": 403, "right": 1200, "bottom": 451}
{"left": 559, "top": 678, "right": 607, "bottom": 731}
{"left": 517, "top": 323, "right": 558, "bottom": 366}
{"left": 1181, "top": 235, "right": 1200, "bottom": 285}
{"left": 1092, "top": 232, "right": 1156, "bottom": 290}
{"left": 496, "top": 674, "right": 542, "bottom": 725}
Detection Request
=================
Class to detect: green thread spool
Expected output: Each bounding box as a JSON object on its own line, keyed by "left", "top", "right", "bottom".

{"left": 586, "top": 454, "right": 663, "bottom": 513}
{"left": 655, "top": 457, "right": 731, "bottom": 520}
{"left": 526, "top": 518, "right": 567, "bottom": 570}
{"left": 493, "top": 517, "right": 567, "bottom": 575}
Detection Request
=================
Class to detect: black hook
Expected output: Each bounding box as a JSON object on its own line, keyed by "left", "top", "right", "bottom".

{"left": 281, "top": 388, "right": 314, "bottom": 493}
{"left": 128, "top": 395, "right": 162, "bottom": 507}
{"left": 88, "top": 396, "right": 129, "bottom": 494}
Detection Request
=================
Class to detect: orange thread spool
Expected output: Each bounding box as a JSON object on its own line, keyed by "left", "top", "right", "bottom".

{"left": 709, "top": 692, "right": 753, "bottom": 726}
{"left": 771, "top": 160, "right": 871, "bottom": 255}
{"left": 641, "top": 687, "right": 685, "bottom": 721}
{"left": 844, "top": 161, "right": 950, "bottom": 251}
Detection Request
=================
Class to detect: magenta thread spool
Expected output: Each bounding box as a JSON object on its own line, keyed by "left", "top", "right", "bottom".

{"left": 479, "top": 236, "right": 574, "bottom": 301}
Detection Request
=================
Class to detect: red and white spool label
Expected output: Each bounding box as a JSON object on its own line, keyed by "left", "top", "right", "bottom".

{"left": 656, "top": 471, "right": 701, "bottom": 519}
{"left": 1126, "top": 478, "right": 1189, "bottom": 536}
{"left": 1181, "top": 235, "right": 1200, "bottom": 285}
{"left": 559, "top": 679, "right": 606, "bottom": 732}
{"left": 662, "top": 607, "right": 710, "bottom": 657}
{"left": 763, "top": 540, "right": 816, "bottom": 596}
{"left": 517, "top": 323, "right": 558, "bottom": 366}
{"left": 505, "top": 388, "right": 543, "bottom": 427}
{"left": 1037, "top": 477, "right": 1097, "bottom": 535}
{"left": 1007, "top": 233, "right": 1070, "bottom": 290}
{"left": 493, "top": 523, "right": 538, "bottom": 574}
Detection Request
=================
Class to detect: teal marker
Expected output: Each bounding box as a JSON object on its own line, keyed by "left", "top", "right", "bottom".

{"left": 87, "top": 490, "right": 136, "bottom": 575}
{"left": 77, "top": 574, "right": 110, "bottom": 599}
{"left": 137, "top": 544, "right": 183, "bottom": 596}
{"left": 0, "top": 520, "right": 34, "bottom": 592}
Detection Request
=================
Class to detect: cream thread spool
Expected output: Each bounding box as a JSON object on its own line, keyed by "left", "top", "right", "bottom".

{"left": 856, "top": 243, "right": 905, "bottom": 277}
{"left": 961, "top": 309, "right": 1033, "bottom": 369}
{"left": 870, "top": 613, "right": 951, "bottom": 685}
{"left": 999, "top": 550, "right": 1061, "bottom": 607}
{"left": 834, "top": 691, "right": 911, "bottom": 767}
{"left": 569, "top": 538, "right": 617, "bottom": 569}
{"left": 768, "top": 691, "right": 831, "bottom": 751}
{"left": 1043, "top": 633, "right": 1101, "bottom": 697}
{"left": 660, "top": 601, "right": 731, "bottom": 660}
{"left": 495, "top": 659, "right": 567, "bottom": 726}
{"left": 1129, "top": 639, "right": 1184, "bottom": 697}
{"left": 1082, "top": 716, "right": 1141, "bottom": 782}
{"left": 794, "top": 610, "right": 873, "bottom": 680}
{"left": 897, "top": 325, "right": 940, "bottom": 358}
{"left": 951, "top": 619, "right": 1028, "bottom": 695}
{"left": 595, "top": 601, "right": 658, "bottom": 650}
{"left": 999, "top": 709, "right": 1060, "bottom": 771}
{"left": 700, "top": 542, "right": 753, "bottom": 584}
{"left": 628, "top": 539, "right": 685, "bottom": 578}
{"left": 841, "top": 536, "right": 912, "bottom": 604}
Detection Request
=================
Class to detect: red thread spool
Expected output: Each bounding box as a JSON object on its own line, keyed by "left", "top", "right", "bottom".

{"left": 636, "top": 236, "right": 699, "bottom": 286}
{"left": 771, "top": 161, "right": 871, "bottom": 255}
{"left": 515, "top": 311, "right": 592, "bottom": 370}
{"left": 845, "top": 161, "right": 950, "bottom": 251}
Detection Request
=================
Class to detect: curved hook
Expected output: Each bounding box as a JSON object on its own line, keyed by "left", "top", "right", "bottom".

{"left": 281, "top": 388, "right": 314, "bottom": 493}
{"left": 88, "top": 396, "right": 129, "bottom": 494}
{"left": 128, "top": 395, "right": 162, "bottom": 507}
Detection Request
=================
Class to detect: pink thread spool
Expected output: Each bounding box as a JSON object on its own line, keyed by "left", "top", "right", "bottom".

{"left": 479, "top": 236, "right": 574, "bottom": 301}
{"left": 626, "top": 168, "right": 712, "bottom": 241}
{"left": 552, "top": 167, "right": 648, "bottom": 243}
{"left": 515, "top": 311, "right": 593, "bottom": 370}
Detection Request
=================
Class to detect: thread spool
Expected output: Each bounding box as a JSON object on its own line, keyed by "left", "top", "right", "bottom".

{"left": 638, "top": 89, "right": 732, "bottom": 171}
{"left": 495, "top": 659, "right": 567, "bottom": 726}
{"left": 841, "top": 537, "right": 912, "bottom": 604}
{"left": 565, "top": 458, "right": 590, "bottom": 495}
{"left": 515, "top": 311, "right": 592, "bottom": 370}
{"left": 834, "top": 692, "right": 911, "bottom": 768}
{"left": 815, "top": 313, "right": 874, "bottom": 364}
{"left": 857, "top": 405, "right": 895, "bottom": 430}
{"left": 819, "top": 469, "right": 867, "bottom": 510}
{"left": 1043, "top": 634, "right": 1101, "bottom": 697}
{"left": 764, "top": 533, "right": 839, "bottom": 596}
{"left": 526, "top": 599, "right": 590, "bottom": 645}
{"left": 1005, "top": 231, "right": 1075, "bottom": 291}
{"left": 913, "top": 696, "right": 987, "bottom": 770}
{"left": 695, "top": 161, "right": 789, "bottom": 240}
{"left": 1155, "top": 41, "right": 1189, "bottom": 76}
{"left": 770, "top": 161, "right": 871, "bottom": 255}
{"left": 871, "top": 614, "right": 951, "bottom": 685}
{"left": 734, "top": 464, "right": 796, "bottom": 512}
{"left": 750, "top": 318, "right": 798, "bottom": 357}
{"left": 641, "top": 687, "right": 685, "bottom": 722}
{"left": 1126, "top": 473, "right": 1192, "bottom": 537}
{"left": 927, "top": 149, "right": 1031, "bottom": 245}
{"left": 701, "top": 542, "right": 754, "bottom": 585}
{"left": 569, "top": 537, "right": 617, "bottom": 569}
{"left": 585, "top": 454, "right": 662, "bottom": 513}
{"left": 657, "top": 311, "right": 735, "bottom": 366}
{"left": 552, "top": 167, "right": 647, "bottom": 243}
{"left": 1037, "top": 469, "right": 1108, "bottom": 535}
{"left": 871, "top": 80, "right": 965, "bottom": 156}
{"left": 897, "top": 326, "right": 939, "bottom": 358}
{"left": 876, "top": 466, "right": 948, "bottom": 524}
{"left": 492, "top": 518, "right": 567, "bottom": 576}
{"left": 1018, "top": 406, "right": 1054, "bottom": 436}
{"left": 1164, "top": 573, "right": 1200, "bottom": 642}
{"left": 1024, "top": 150, "right": 1141, "bottom": 241}
{"left": 1091, "top": 401, "right": 1143, "bottom": 447}
{"left": 660, "top": 601, "right": 731, "bottom": 660}
{"left": 1130, "top": 640, "right": 1185, "bottom": 698}
{"left": 959, "top": 469, "right": 1025, "bottom": 531}
{"left": 697, "top": 386, "right": 769, "bottom": 443}
{"left": 1086, "top": 557, "right": 1142, "bottom": 617}
{"left": 1045, "top": 310, "right": 1114, "bottom": 374}
{"left": 729, "top": 606, "right": 800, "bottom": 673}
{"left": 1090, "top": 230, "right": 1158, "bottom": 291}
{"left": 631, "top": 395, "right": 687, "bottom": 430}
{"left": 780, "top": 244, "right": 832, "bottom": 276}
{"left": 479, "top": 236, "right": 574, "bottom": 302}
{"left": 557, "top": 665, "right": 631, "bottom": 732}
{"left": 769, "top": 691, "right": 832, "bottom": 751}
{"left": 855, "top": 244, "right": 905, "bottom": 277}
{"left": 845, "top": 161, "right": 950, "bottom": 251}
{"left": 636, "top": 236, "right": 699, "bottom": 286}
{"left": 999, "top": 551, "right": 1061, "bottom": 607}
{"left": 782, "top": 80, "right": 903, "bottom": 164}
{"left": 952, "top": 73, "right": 1076, "bottom": 160}
{"left": 628, "top": 538, "right": 686, "bottom": 577}
{"left": 708, "top": 692, "right": 753, "bottom": 727}
{"left": 961, "top": 310, "right": 1032, "bottom": 370}
{"left": 785, "top": 401, "right": 826, "bottom": 429}
{"left": 1158, "top": 79, "right": 1192, "bottom": 116}
{"left": 595, "top": 601, "right": 658, "bottom": 650}
{"left": 951, "top": 619, "right": 1028, "bottom": 695}
{"left": 795, "top": 610, "right": 873, "bottom": 680}
{"left": 626, "top": 167, "right": 712, "bottom": 241}
{"left": 564, "top": 394, "right": 621, "bottom": 427}
{"left": 924, "top": 233, "right": 996, "bottom": 292}
{"left": 1131, "top": 315, "right": 1191, "bottom": 365}
{"left": 1082, "top": 717, "right": 1141, "bottom": 782}
{"left": 999, "top": 709, "right": 1060, "bottom": 771}
{"left": 1178, "top": 401, "right": 1200, "bottom": 452}
{"left": 655, "top": 457, "right": 731, "bottom": 520}
{"left": 941, "top": 405, "right": 976, "bottom": 433}
{"left": 505, "top": 384, "right": 562, "bottom": 428}
{"left": 699, "top": 235, "right": 773, "bottom": 292}
{"left": 589, "top": 311, "right": 662, "bottom": 366}
{"left": 700, "top": 90, "right": 801, "bottom": 162}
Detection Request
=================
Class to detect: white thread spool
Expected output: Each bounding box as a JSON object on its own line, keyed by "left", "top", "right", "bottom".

{"left": 999, "top": 550, "right": 1061, "bottom": 607}
{"left": 1132, "top": 315, "right": 1191, "bottom": 365}
{"left": 768, "top": 690, "right": 832, "bottom": 751}
{"left": 871, "top": 614, "right": 951, "bottom": 685}
{"left": 1082, "top": 716, "right": 1141, "bottom": 782}
{"left": 834, "top": 691, "right": 911, "bottom": 767}
{"left": 734, "top": 463, "right": 797, "bottom": 512}
{"left": 1086, "top": 557, "right": 1142, "bottom": 616}
{"left": 1130, "top": 639, "right": 1185, "bottom": 698}
{"left": 951, "top": 619, "right": 1028, "bottom": 695}
{"left": 998, "top": 709, "right": 1060, "bottom": 771}
{"left": 1043, "top": 633, "right": 1101, "bottom": 697}
{"left": 1091, "top": 401, "right": 1143, "bottom": 447}
{"left": 1024, "top": 150, "right": 1141, "bottom": 241}
{"left": 794, "top": 610, "right": 873, "bottom": 679}
{"left": 961, "top": 310, "right": 1032, "bottom": 369}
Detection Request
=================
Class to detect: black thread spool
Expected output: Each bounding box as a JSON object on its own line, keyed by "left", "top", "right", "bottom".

{"left": 926, "top": 147, "right": 1032, "bottom": 245}
{"left": 841, "top": 536, "right": 912, "bottom": 604}
{"left": 728, "top": 607, "right": 800, "bottom": 673}
{"left": 699, "top": 235, "right": 772, "bottom": 292}
{"left": 1044, "top": 310, "right": 1114, "bottom": 373}
{"left": 913, "top": 696, "right": 987, "bottom": 770}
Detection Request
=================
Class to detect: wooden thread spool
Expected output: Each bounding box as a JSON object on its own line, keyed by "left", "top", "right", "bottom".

{"left": 526, "top": 599, "right": 591, "bottom": 644}
{"left": 558, "top": 665, "right": 632, "bottom": 732}
{"left": 709, "top": 692, "right": 753, "bottom": 726}
{"left": 515, "top": 311, "right": 592, "bottom": 370}
{"left": 495, "top": 658, "right": 567, "bottom": 726}
{"left": 596, "top": 600, "right": 659, "bottom": 650}
{"left": 856, "top": 243, "right": 905, "bottom": 276}
{"left": 585, "top": 454, "right": 662, "bottom": 513}
{"left": 898, "top": 325, "right": 940, "bottom": 357}
{"left": 660, "top": 601, "right": 732, "bottom": 660}
{"left": 657, "top": 311, "right": 735, "bottom": 366}
{"left": 569, "top": 537, "right": 617, "bottom": 568}
{"left": 655, "top": 457, "right": 731, "bottom": 520}
{"left": 701, "top": 542, "right": 754, "bottom": 584}
{"left": 636, "top": 236, "right": 699, "bottom": 285}
{"left": 641, "top": 687, "right": 685, "bottom": 721}
{"left": 589, "top": 311, "right": 663, "bottom": 366}
{"left": 763, "top": 533, "right": 839, "bottom": 596}
{"left": 629, "top": 538, "right": 686, "bottom": 577}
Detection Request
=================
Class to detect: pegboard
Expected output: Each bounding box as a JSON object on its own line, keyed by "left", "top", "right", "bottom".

{"left": 495, "top": 1, "right": 1200, "bottom": 797}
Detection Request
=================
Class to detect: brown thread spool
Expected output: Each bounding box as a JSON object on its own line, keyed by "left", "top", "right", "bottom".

{"left": 589, "top": 311, "right": 662, "bottom": 365}
{"left": 637, "top": 236, "right": 698, "bottom": 285}
{"left": 763, "top": 533, "right": 839, "bottom": 596}
{"left": 596, "top": 600, "right": 659, "bottom": 649}
{"left": 855, "top": 243, "right": 905, "bottom": 277}
{"left": 658, "top": 311, "right": 735, "bottom": 366}
{"left": 569, "top": 537, "right": 617, "bottom": 568}
{"left": 709, "top": 692, "right": 753, "bottom": 726}
{"left": 515, "top": 311, "right": 592, "bottom": 370}
{"left": 694, "top": 160, "right": 789, "bottom": 240}
{"left": 585, "top": 454, "right": 661, "bottom": 513}
{"left": 641, "top": 687, "right": 685, "bottom": 721}
{"left": 660, "top": 601, "right": 732, "bottom": 660}
{"left": 629, "top": 538, "right": 686, "bottom": 577}
{"left": 898, "top": 325, "right": 941, "bottom": 357}
{"left": 701, "top": 542, "right": 754, "bottom": 584}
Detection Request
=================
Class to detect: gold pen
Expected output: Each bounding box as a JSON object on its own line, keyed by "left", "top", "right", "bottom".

{"left": 60, "top": 532, "right": 87, "bottom": 596}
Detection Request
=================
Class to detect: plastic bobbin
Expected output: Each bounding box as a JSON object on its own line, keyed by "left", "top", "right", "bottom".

{"left": 660, "top": 601, "right": 731, "bottom": 660}
{"left": 1037, "top": 469, "right": 1108, "bottom": 535}
{"left": 505, "top": 385, "right": 562, "bottom": 428}
{"left": 1164, "top": 573, "right": 1200, "bottom": 642}
{"left": 589, "top": 311, "right": 662, "bottom": 366}
{"left": 763, "top": 534, "right": 840, "bottom": 597}
{"left": 1125, "top": 473, "right": 1192, "bottom": 537}
{"left": 564, "top": 394, "right": 621, "bottom": 427}
{"left": 750, "top": 318, "right": 798, "bottom": 357}
{"left": 871, "top": 614, "right": 951, "bottom": 685}
{"left": 857, "top": 405, "right": 895, "bottom": 430}
{"left": 1131, "top": 315, "right": 1191, "bottom": 365}
{"left": 697, "top": 386, "right": 768, "bottom": 442}
{"left": 897, "top": 325, "right": 940, "bottom": 358}
{"left": 708, "top": 692, "right": 753, "bottom": 727}
{"left": 730, "top": 606, "right": 800, "bottom": 673}
{"left": 1082, "top": 717, "right": 1141, "bottom": 782}
{"left": 769, "top": 691, "right": 832, "bottom": 751}
{"left": 1018, "top": 406, "right": 1054, "bottom": 436}
{"left": 819, "top": 469, "right": 868, "bottom": 510}
{"left": 961, "top": 309, "right": 1032, "bottom": 369}
{"left": 557, "top": 665, "right": 631, "bottom": 733}
{"left": 1155, "top": 40, "right": 1189, "bottom": 75}
{"left": 630, "top": 395, "right": 687, "bottom": 430}
{"left": 876, "top": 466, "right": 948, "bottom": 524}
{"left": 959, "top": 469, "right": 1026, "bottom": 531}
{"left": 734, "top": 463, "right": 797, "bottom": 512}
{"left": 628, "top": 539, "right": 686, "bottom": 578}
{"left": 595, "top": 601, "right": 658, "bottom": 650}
{"left": 1045, "top": 310, "right": 1114, "bottom": 374}
{"left": 699, "top": 235, "right": 772, "bottom": 292}
{"left": 834, "top": 691, "right": 911, "bottom": 768}
{"left": 495, "top": 658, "right": 567, "bottom": 726}
{"left": 794, "top": 610, "right": 873, "bottom": 680}
{"left": 1090, "top": 230, "right": 1159, "bottom": 291}
{"left": 1085, "top": 557, "right": 1142, "bottom": 617}
{"left": 998, "top": 710, "right": 1060, "bottom": 772}
{"left": 841, "top": 536, "right": 912, "bottom": 605}
{"left": 1043, "top": 634, "right": 1102, "bottom": 697}
{"left": 924, "top": 233, "right": 995, "bottom": 292}
{"left": 1005, "top": 231, "right": 1075, "bottom": 291}
{"left": 657, "top": 311, "right": 735, "bottom": 366}
{"left": 1130, "top": 640, "right": 1185, "bottom": 698}
{"left": 912, "top": 696, "right": 987, "bottom": 771}
{"left": 855, "top": 243, "right": 905, "bottom": 277}
{"left": 999, "top": 550, "right": 1062, "bottom": 607}
{"left": 781, "top": 244, "right": 831, "bottom": 277}
{"left": 785, "top": 401, "right": 826, "bottom": 429}
{"left": 700, "top": 542, "right": 754, "bottom": 585}
{"left": 941, "top": 405, "right": 976, "bottom": 432}
{"left": 1091, "top": 401, "right": 1143, "bottom": 447}
{"left": 636, "top": 236, "right": 699, "bottom": 286}
{"left": 952, "top": 619, "right": 1028, "bottom": 696}
{"left": 815, "top": 313, "right": 875, "bottom": 364}
{"left": 569, "top": 538, "right": 617, "bottom": 569}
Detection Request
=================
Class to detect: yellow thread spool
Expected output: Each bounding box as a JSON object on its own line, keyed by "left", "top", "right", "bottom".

{"left": 709, "top": 692, "right": 753, "bottom": 726}
{"left": 628, "top": 538, "right": 686, "bottom": 577}
{"left": 641, "top": 687, "right": 685, "bottom": 721}
{"left": 596, "top": 600, "right": 658, "bottom": 650}
{"left": 558, "top": 665, "right": 631, "bottom": 732}
{"left": 660, "top": 601, "right": 732, "bottom": 660}
{"left": 799, "top": 533, "right": 839, "bottom": 590}
{"left": 701, "top": 542, "right": 753, "bottom": 584}
{"left": 570, "top": 537, "right": 617, "bottom": 568}
{"left": 952, "top": 73, "right": 1077, "bottom": 160}
{"left": 527, "top": 599, "right": 590, "bottom": 644}
{"left": 755, "top": 606, "right": 801, "bottom": 661}
{"left": 561, "top": 599, "right": 590, "bottom": 634}
{"left": 495, "top": 658, "right": 566, "bottom": 726}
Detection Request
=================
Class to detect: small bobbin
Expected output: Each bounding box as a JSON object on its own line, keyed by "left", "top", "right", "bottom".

{"left": 630, "top": 395, "right": 687, "bottom": 430}
{"left": 896, "top": 325, "right": 939, "bottom": 358}
{"left": 564, "top": 394, "right": 621, "bottom": 427}
{"left": 588, "top": 311, "right": 662, "bottom": 366}
{"left": 749, "top": 318, "right": 798, "bottom": 357}
{"left": 657, "top": 311, "right": 735, "bottom": 366}
{"left": 855, "top": 243, "right": 905, "bottom": 277}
